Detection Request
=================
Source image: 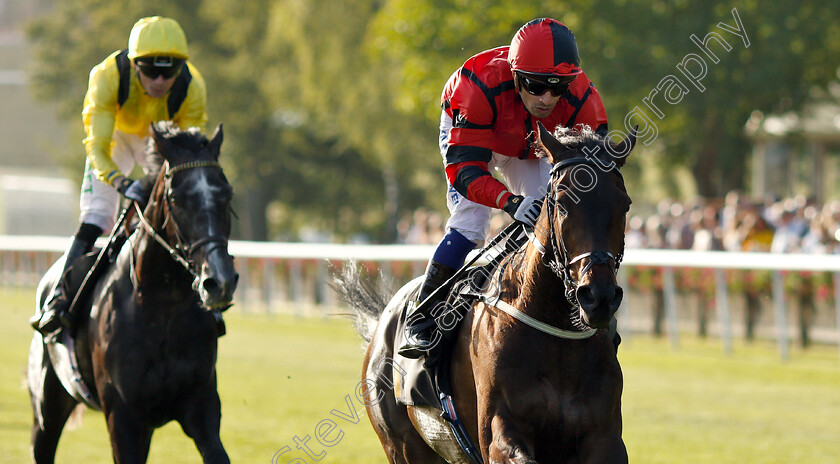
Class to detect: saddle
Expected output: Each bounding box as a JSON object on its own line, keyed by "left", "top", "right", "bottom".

{"left": 392, "top": 262, "right": 491, "bottom": 403}
{"left": 391, "top": 225, "right": 531, "bottom": 407}
{"left": 54, "top": 232, "right": 129, "bottom": 337}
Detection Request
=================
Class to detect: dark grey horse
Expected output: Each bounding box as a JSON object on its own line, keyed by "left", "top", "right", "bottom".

{"left": 28, "top": 123, "right": 238, "bottom": 463}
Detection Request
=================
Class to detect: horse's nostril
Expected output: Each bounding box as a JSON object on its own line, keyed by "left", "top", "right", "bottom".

{"left": 576, "top": 285, "right": 596, "bottom": 308}
{"left": 203, "top": 278, "right": 220, "bottom": 296}
{"left": 611, "top": 287, "right": 624, "bottom": 310}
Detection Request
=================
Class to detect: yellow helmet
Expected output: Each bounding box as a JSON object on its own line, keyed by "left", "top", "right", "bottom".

{"left": 127, "top": 16, "right": 189, "bottom": 60}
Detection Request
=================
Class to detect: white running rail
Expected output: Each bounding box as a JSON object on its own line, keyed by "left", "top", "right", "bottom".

{"left": 2, "top": 235, "right": 839, "bottom": 360}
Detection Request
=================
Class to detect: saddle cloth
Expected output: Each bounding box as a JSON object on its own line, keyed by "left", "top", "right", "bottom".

{"left": 391, "top": 267, "right": 488, "bottom": 408}
{"left": 390, "top": 274, "right": 487, "bottom": 464}
{"left": 29, "top": 250, "right": 106, "bottom": 416}
{"left": 30, "top": 232, "right": 128, "bottom": 412}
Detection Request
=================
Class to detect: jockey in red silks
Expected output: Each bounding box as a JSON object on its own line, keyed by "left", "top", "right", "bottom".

{"left": 399, "top": 18, "right": 609, "bottom": 358}
{"left": 32, "top": 17, "right": 208, "bottom": 337}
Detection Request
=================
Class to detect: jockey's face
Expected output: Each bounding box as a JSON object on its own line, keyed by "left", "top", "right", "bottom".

{"left": 519, "top": 85, "right": 562, "bottom": 119}
{"left": 515, "top": 72, "right": 574, "bottom": 119}
{"left": 134, "top": 62, "right": 179, "bottom": 98}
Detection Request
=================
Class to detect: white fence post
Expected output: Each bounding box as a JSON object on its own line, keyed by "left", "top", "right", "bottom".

{"left": 289, "top": 259, "right": 303, "bottom": 317}
{"left": 772, "top": 271, "right": 790, "bottom": 361}
{"left": 834, "top": 272, "right": 840, "bottom": 361}
{"left": 663, "top": 267, "right": 679, "bottom": 349}
{"left": 317, "top": 260, "right": 333, "bottom": 315}
{"left": 618, "top": 270, "right": 630, "bottom": 344}
{"left": 262, "top": 258, "right": 275, "bottom": 314}
{"left": 715, "top": 268, "right": 733, "bottom": 355}
{"left": 236, "top": 258, "right": 250, "bottom": 312}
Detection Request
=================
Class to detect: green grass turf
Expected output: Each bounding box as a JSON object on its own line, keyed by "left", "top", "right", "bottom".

{"left": 2, "top": 286, "right": 840, "bottom": 463}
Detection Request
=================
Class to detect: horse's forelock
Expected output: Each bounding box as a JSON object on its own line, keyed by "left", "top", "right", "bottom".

{"left": 552, "top": 126, "right": 635, "bottom": 170}
{"left": 155, "top": 125, "right": 212, "bottom": 162}
{"left": 167, "top": 129, "right": 209, "bottom": 151}
{"left": 552, "top": 125, "right": 606, "bottom": 157}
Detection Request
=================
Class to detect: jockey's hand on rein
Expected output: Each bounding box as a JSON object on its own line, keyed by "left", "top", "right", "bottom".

{"left": 503, "top": 195, "right": 542, "bottom": 227}
{"left": 115, "top": 177, "right": 148, "bottom": 207}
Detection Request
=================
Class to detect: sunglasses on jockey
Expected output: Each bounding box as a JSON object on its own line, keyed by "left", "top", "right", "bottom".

{"left": 516, "top": 72, "right": 576, "bottom": 97}
{"left": 135, "top": 56, "right": 184, "bottom": 80}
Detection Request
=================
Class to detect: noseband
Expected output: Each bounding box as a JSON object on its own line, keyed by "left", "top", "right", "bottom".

{"left": 534, "top": 157, "right": 625, "bottom": 309}
{"left": 135, "top": 160, "right": 228, "bottom": 280}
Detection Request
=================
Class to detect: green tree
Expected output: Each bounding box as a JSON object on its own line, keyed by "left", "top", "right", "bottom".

{"left": 367, "top": 0, "right": 840, "bottom": 198}
{"left": 27, "top": 0, "right": 389, "bottom": 241}
{"left": 29, "top": 0, "right": 840, "bottom": 242}
{"left": 260, "top": 0, "right": 441, "bottom": 242}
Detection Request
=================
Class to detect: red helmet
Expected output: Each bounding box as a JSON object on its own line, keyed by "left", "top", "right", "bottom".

{"left": 509, "top": 18, "right": 582, "bottom": 76}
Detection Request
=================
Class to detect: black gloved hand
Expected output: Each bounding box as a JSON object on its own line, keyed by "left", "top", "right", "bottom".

{"left": 114, "top": 177, "right": 148, "bottom": 206}
{"left": 503, "top": 195, "right": 542, "bottom": 227}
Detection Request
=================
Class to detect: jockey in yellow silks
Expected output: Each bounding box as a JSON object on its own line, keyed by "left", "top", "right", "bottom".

{"left": 32, "top": 16, "right": 208, "bottom": 337}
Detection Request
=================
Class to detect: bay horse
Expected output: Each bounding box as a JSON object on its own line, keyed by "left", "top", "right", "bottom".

{"left": 28, "top": 122, "right": 238, "bottom": 463}
{"left": 340, "top": 123, "right": 635, "bottom": 463}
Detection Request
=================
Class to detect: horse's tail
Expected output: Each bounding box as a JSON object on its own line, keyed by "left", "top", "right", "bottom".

{"left": 329, "top": 260, "right": 391, "bottom": 342}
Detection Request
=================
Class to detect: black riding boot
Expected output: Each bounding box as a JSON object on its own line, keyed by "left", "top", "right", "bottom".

{"left": 32, "top": 224, "right": 100, "bottom": 336}
{"left": 397, "top": 260, "right": 458, "bottom": 359}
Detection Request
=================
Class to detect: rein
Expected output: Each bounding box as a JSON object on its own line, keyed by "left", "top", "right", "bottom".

{"left": 481, "top": 294, "right": 597, "bottom": 339}
{"left": 133, "top": 160, "right": 226, "bottom": 280}
{"left": 134, "top": 201, "right": 195, "bottom": 277}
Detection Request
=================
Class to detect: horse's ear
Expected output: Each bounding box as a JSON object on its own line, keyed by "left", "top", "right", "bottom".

{"left": 609, "top": 125, "right": 637, "bottom": 168}
{"left": 535, "top": 121, "right": 573, "bottom": 164}
{"left": 151, "top": 122, "right": 175, "bottom": 161}
{"left": 208, "top": 124, "right": 223, "bottom": 159}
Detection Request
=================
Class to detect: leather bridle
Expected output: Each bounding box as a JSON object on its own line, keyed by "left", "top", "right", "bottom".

{"left": 531, "top": 157, "right": 625, "bottom": 309}
{"left": 134, "top": 160, "right": 229, "bottom": 281}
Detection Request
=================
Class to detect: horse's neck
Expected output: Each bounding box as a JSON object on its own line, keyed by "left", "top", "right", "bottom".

{"left": 133, "top": 226, "right": 194, "bottom": 297}
{"left": 505, "top": 240, "right": 578, "bottom": 329}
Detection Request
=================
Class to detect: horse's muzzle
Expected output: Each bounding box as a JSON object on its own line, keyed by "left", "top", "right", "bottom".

{"left": 198, "top": 248, "right": 238, "bottom": 309}
{"left": 576, "top": 284, "right": 623, "bottom": 328}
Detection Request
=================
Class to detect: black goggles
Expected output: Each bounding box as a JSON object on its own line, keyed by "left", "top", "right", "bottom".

{"left": 517, "top": 73, "right": 576, "bottom": 97}
{"left": 135, "top": 56, "right": 184, "bottom": 80}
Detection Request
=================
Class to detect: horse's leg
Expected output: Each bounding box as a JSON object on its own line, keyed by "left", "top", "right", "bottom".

{"left": 364, "top": 401, "right": 445, "bottom": 464}
{"left": 104, "top": 404, "right": 153, "bottom": 464}
{"left": 484, "top": 414, "right": 539, "bottom": 464}
{"left": 30, "top": 361, "right": 78, "bottom": 464}
{"left": 470, "top": 312, "right": 540, "bottom": 464}
{"left": 362, "top": 333, "right": 443, "bottom": 463}
{"left": 177, "top": 383, "right": 229, "bottom": 464}
{"left": 578, "top": 435, "right": 628, "bottom": 464}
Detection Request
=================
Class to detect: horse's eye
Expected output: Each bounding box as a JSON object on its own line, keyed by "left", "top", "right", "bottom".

{"left": 553, "top": 200, "right": 569, "bottom": 219}
{"left": 222, "top": 185, "right": 234, "bottom": 201}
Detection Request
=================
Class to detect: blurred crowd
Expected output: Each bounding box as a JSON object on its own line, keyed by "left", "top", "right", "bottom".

{"left": 396, "top": 208, "right": 446, "bottom": 245}
{"left": 397, "top": 192, "right": 840, "bottom": 254}
{"left": 626, "top": 192, "right": 840, "bottom": 254}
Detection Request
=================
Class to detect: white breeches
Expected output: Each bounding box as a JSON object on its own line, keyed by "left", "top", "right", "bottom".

{"left": 79, "top": 130, "right": 151, "bottom": 231}
{"left": 439, "top": 112, "right": 550, "bottom": 244}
